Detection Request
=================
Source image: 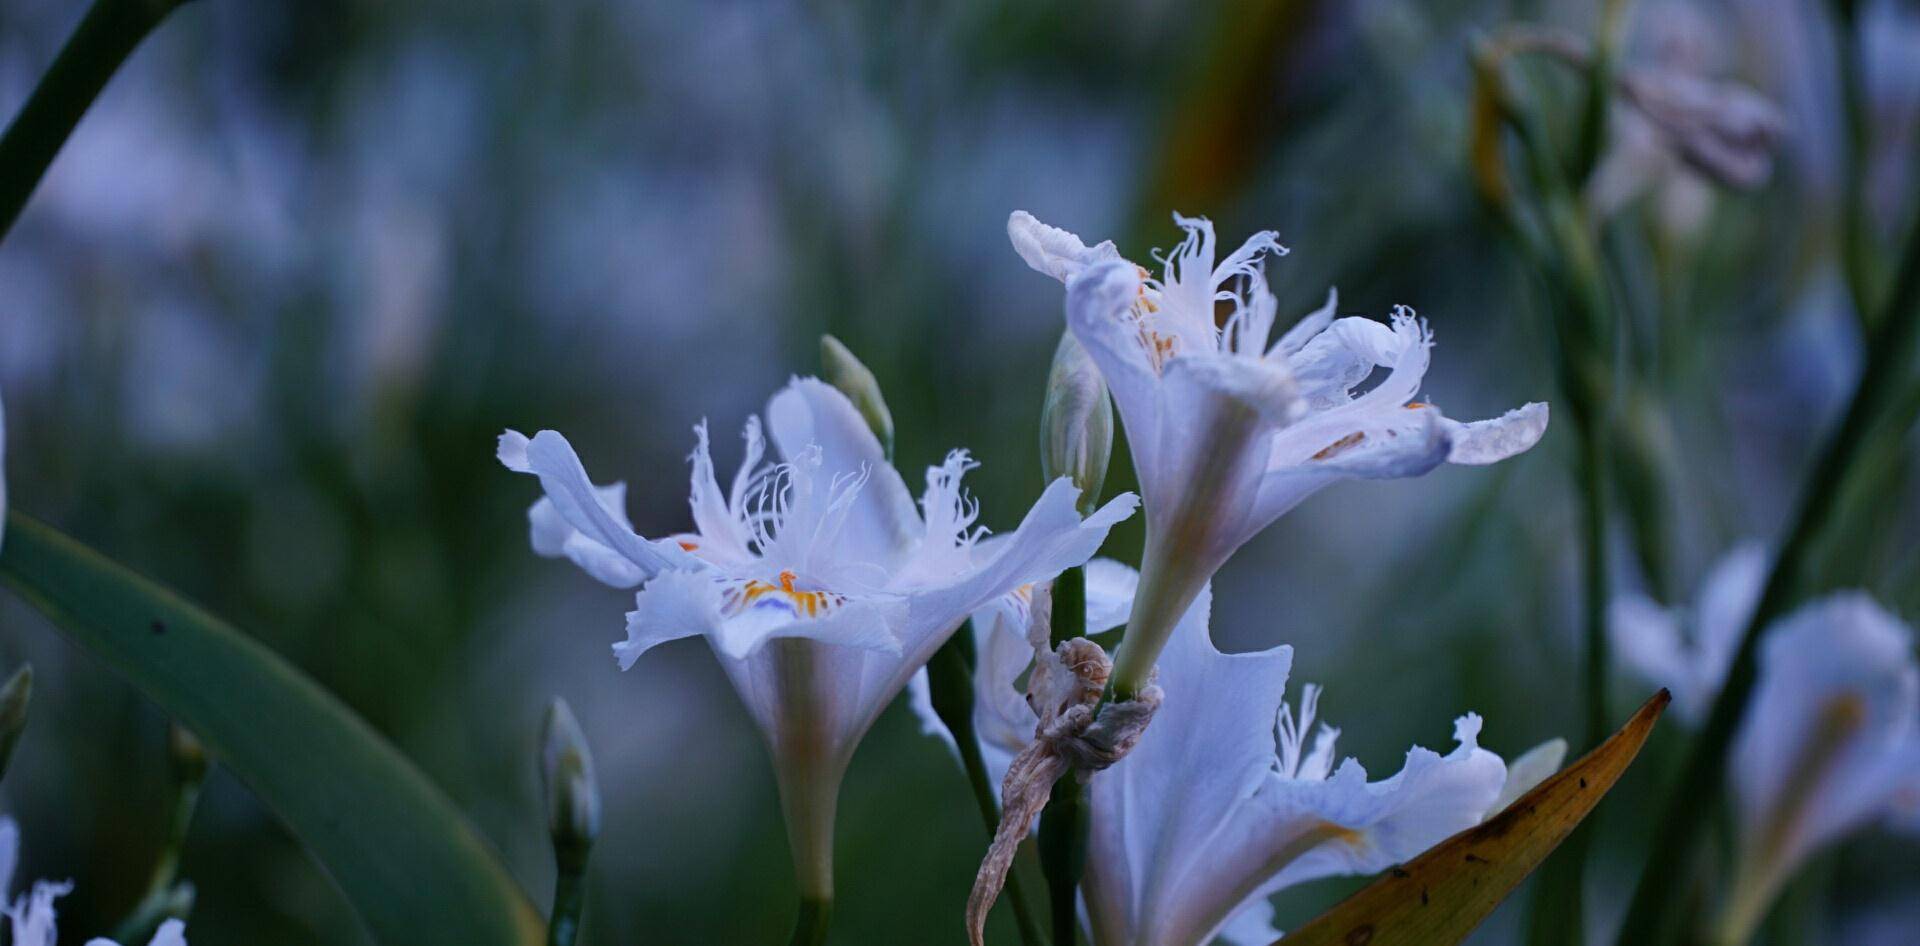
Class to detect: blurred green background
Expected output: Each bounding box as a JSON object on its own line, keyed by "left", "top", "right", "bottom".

{"left": 1, "top": 0, "right": 1917, "bottom": 942}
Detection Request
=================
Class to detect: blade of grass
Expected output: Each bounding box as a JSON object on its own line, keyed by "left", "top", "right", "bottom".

{"left": 0, "top": 0, "right": 194, "bottom": 242}
{"left": 0, "top": 512, "right": 544, "bottom": 945}
{"left": 1275, "top": 689, "right": 1671, "bottom": 946}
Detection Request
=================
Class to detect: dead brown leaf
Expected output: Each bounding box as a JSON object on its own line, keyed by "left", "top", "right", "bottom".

{"left": 1275, "top": 689, "right": 1671, "bottom": 946}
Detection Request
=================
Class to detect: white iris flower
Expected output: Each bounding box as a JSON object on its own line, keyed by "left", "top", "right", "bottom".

{"left": 499, "top": 378, "right": 1136, "bottom": 899}
{"left": 1008, "top": 211, "right": 1548, "bottom": 693}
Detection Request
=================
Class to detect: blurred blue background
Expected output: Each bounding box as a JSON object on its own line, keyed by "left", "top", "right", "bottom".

{"left": 0, "top": 0, "right": 1917, "bottom": 942}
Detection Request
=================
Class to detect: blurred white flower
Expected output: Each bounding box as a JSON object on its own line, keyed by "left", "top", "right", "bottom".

{"left": 0, "top": 818, "right": 188, "bottom": 946}
{"left": 1584, "top": 0, "right": 1786, "bottom": 232}
{"left": 1611, "top": 550, "right": 1920, "bottom": 941}
{"left": 1080, "top": 587, "right": 1515, "bottom": 946}
{"left": 1717, "top": 595, "right": 1920, "bottom": 941}
{"left": 1008, "top": 211, "right": 1548, "bottom": 692}
{"left": 906, "top": 557, "right": 1139, "bottom": 792}
{"left": 1609, "top": 541, "right": 1768, "bottom": 724}
{"left": 499, "top": 378, "right": 1136, "bottom": 898}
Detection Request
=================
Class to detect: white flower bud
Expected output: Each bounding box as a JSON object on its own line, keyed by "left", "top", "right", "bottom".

{"left": 168, "top": 721, "right": 210, "bottom": 788}
{"left": 1039, "top": 333, "right": 1113, "bottom": 516}
{"left": 541, "top": 698, "right": 600, "bottom": 870}
{"left": 819, "top": 335, "right": 894, "bottom": 460}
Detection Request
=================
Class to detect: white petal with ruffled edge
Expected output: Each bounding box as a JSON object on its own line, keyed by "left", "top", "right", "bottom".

{"left": 1083, "top": 589, "right": 1507, "bottom": 946}
{"left": 1248, "top": 307, "right": 1549, "bottom": 533}
{"left": 1009, "top": 211, "right": 1124, "bottom": 283}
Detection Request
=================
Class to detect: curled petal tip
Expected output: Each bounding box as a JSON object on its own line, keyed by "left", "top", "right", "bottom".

{"left": 1445, "top": 401, "right": 1549, "bottom": 465}
{"left": 1453, "top": 712, "right": 1485, "bottom": 746}
{"left": 1010, "top": 211, "right": 1117, "bottom": 282}
{"left": 497, "top": 430, "right": 532, "bottom": 472}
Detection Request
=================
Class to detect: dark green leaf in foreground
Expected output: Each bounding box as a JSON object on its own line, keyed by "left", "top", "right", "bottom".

{"left": 0, "top": 512, "right": 544, "bottom": 945}
{"left": 1277, "top": 689, "right": 1671, "bottom": 946}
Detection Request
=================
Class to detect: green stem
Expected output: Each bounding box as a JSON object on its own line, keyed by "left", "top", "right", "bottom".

{"left": 1039, "top": 565, "right": 1089, "bottom": 945}
{"left": 787, "top": 896, "right": 831, "bottom": 946}
{"left": 926, "top": 627, "right": 1047, "bottom": 946}
{"left": 1037, "top": 774, "right": 1087, "bottom": 946}
{"left": 0, "top": 0, "right": 192, "bottom": 243}
{"left": 1528, "top": 404, "right": 1613, "bottom": 946}
{"left": 546, "top": 867, "right": 586, "bottom": 946}
{"left": 1614, "top": 168, "right": 1920, "bottom": 946}
{"left": 111, "top": 745, "right": 205, "bottom": 943}
{"left": 1568, "top": 0, "right": 1627, "bottom": 186}
{"left": 1577, "top": 410, "right": 1612, "bottom": 755}
{"left": 1832, "top": 0, "right": 1879, "bottom": 329}
{"left": 1482, "top": 63, "right": 1618, "bottom": 946}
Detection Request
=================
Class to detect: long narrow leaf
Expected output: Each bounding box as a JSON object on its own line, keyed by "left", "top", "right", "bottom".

{"left": 1277, "top": 689, "right": 1670, "bottom": 946}
{"left": 0, "top": 512, "right": 544, "bottom": 945}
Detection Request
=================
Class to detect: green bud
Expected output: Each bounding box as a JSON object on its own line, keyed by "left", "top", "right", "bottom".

{"left": 820, "top": 334, "right": 895, "bottom": 461}
{"left": 168, "top": 722, "right": 210, "bottom": 788}
{"left": 0, "top": 664, "right": 30, "bottom": 779}
{"left": 541, "top": 698, "right": 601, "bottom": 871}
{"left": 1039, "top": 333, "right": 1113, "bottom": 515}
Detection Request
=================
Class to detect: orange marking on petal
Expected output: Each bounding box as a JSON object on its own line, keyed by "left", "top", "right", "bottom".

{"left": 1312, "top": 431, "right": 1367, "bottom": 461}
{"left": 678, "top": 540, "right": 700, "bottom": 551}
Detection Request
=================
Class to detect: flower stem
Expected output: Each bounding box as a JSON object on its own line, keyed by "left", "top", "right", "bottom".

{"left": 926, "top": 625, "right": 1047, "bottom": 946}
{"left": 546, "top": 865, "right": 587, "bottom": 946}
{"left": 112, "top": 722, "right": 208, "bottom": 944}
{"left": 1037, "top": 773, "right": 1086, "bottom": 946}
{"left": 1039, "top": 565, "right": 1089, "bottom": 945}
{"left": 1526, "top": 406, "right": 1612, "bottom": 946}
{"left": 0, "top": 0, "right": 192, "bottom": 243}
{"left": 1576, "top": 414, "right": 1612, "bottom": 755}
{"left": 787, "top": 896, "right": 831, "bottom": 946}
{"left": 1831, "top": 0, "right": 1881, "bottom": 330}
{"left": 1475, "top": 52, "right": 1618, "bottom": 946}
{"left": 1614, "top": 162, "right": 1920, "bottom": 946}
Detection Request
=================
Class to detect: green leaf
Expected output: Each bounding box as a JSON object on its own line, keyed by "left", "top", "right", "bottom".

{"left": 1277, "top": 689, "right": 1671, "bottom": 946}
{"left": 0, "top": 512, "right": 544, "bottom": 945}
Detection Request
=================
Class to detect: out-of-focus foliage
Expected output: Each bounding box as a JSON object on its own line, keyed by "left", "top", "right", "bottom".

{"left": 0, "top": 0, "right": 1915, "bottom": 942}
